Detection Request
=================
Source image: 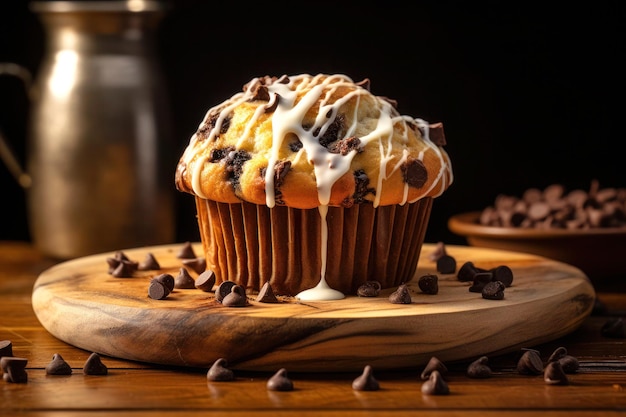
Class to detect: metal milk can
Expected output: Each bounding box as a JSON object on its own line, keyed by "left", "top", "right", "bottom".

{"left": 0, "top": 1, "right": 175, "bottom": 259}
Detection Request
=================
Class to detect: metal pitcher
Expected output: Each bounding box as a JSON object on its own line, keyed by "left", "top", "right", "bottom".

{"left": 0, "top": 1, "right": 175, "bottom": 259}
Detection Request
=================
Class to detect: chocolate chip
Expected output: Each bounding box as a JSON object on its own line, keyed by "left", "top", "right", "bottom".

{"left": 138, "top": 252, "right": 160, "bottom": 271}
{"left": 480, "top": 181, "right": 626, "bottom": 230}
{"left": 482, "top": 280, "right": 505, "bottom": 300}
{"left": 264, "top": 93, "right": 279, "bottom": 113}
{"left": 1, "top": 357, "right": 28, "bottom": 383}
{"left": 224, "top": 149, "right": 251, "bottom": 192}
{"left": 418, "top": 274, "right": 439, "bottom": 295}
{"left": 352, "top": 365, "right": 380, "bottom": 391}
{"left": 182, "top": 257, "right": 207, "bottom": 274}
{"left": 195, "top": 270, "right": 216, "bottom": 292}
{"left": 216, "top": 281, "right": 237, "bottom": 303}
{"left": 83, "top": 352, "right": 108, "bottom": 376}
{"left": 174, "top": 267, "right": 196, "bottom": 289}
{"left": 388, "top": 284, "right": 412, "bottom": 304}
{"left": 420, "top": 356, "right": 448, "bottom": 380}
{"left": 255, "top": 282, "right": 279, "bottom": 303}
{"left": 154, "top": 273, "right": 175, "bottom": 292}
{"left": 466, "top": 356, "right": 492, "bottom": 378}
{"left": 457, "top": 261, "right": 484, "bottom": 282}
{"left": 469, "top": 272, "right": 493, "bottom": 293}
{"left": 267, "top": 368, "right": 294, "bottom": 391}
{"left": 316, "top": 113, "right": 346, "bottom": 148}
{"left": 111, "top": 259, "right": 138, "bottom": 278}
{"left": 176, "top": 241, "right": 196, "bottom": 259}
{"left": 401, "top": 157, "right": 428, "bottom": 188}
{"left": 490, "top": 265, "right": 514, "bottom": 287}
{"left": 45, "top": 353, "right": 72, "bottom": 375}
{"left": 544, "top": 360, "right": 569, "bottom": 385}
{"left": 222, "top": 285, "right": 249, "bottom": 307}
{"left": 427, "top": 122, "right": 446, "bottom": 146}
{"left": 0, "top": 340, "right": 13, "bottom": 358}
{"left": 420, "top": 370, "right": 449, "bottom": 395}
{"left": 207, "top": 358, "right": 235, "bottom": 382}
{"left": 288, "top": 138, "right": 303, "bottom": 152}
{"left": 517, "top": 349, "right": 544, "bottom": 375}
{"left": 148, "top": 279, "right": 170, "bottom": 300}
{"left": 246, "top": 78, "right": 270, "bottom": 101}
{"left": 352, "top": 169, "right": 376, "bottom": 205}
{"left": 547, "top": 347, "right": 580, "bottom": 374}
{"left": 272, "top": 160, "right": 292, "bottom": 205}
{"left": 436, "top": 254, "right": 456, "bottom": 274}
{"left": 357, "top": 280, "right": 381, "bottom": 297}
{"left": 601, "top": 317, "right": 625, "bottom": 338}
{"left": 428, "top": 241, "right": 447, "bottom": 261}
{"left": 330, "top": 136, "right": 362, "bottom": 155}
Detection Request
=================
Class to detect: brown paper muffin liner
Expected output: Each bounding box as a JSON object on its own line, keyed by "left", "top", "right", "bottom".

{"left": 195, "top": 197, "right": 433, "bottom": 297}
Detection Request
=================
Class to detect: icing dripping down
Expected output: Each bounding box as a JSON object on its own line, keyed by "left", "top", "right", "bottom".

{"left": 296, "top": 205, "right": 345, "bottom": 301}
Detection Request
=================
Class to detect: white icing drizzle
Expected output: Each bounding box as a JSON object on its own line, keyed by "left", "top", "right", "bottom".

{"left": 182, "top": 74, "right": 453, "bottom": 301}
{"left": 295, "top": 205, "right": 344, "bottom": 301}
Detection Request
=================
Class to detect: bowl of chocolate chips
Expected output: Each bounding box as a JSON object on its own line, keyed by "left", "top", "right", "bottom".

{"left": 448, "top": 180, "right": 626, "bottom": 282}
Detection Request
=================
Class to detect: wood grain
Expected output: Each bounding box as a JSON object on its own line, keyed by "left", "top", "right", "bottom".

{"left": 31, "top": 243, "right": 595, "bottom": 372}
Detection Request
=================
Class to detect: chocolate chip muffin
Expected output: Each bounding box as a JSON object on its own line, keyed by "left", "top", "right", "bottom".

{"left": 175, "top": 74, "right": 453, "bottom": 299}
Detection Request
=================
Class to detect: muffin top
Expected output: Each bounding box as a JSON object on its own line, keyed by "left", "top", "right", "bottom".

{"left": 175, "top": 74, "right": 453, "bottom": 209}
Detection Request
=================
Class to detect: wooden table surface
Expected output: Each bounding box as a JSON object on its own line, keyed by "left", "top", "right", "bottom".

{"left": 1, "top": 240, "right": 625, "bottom": 416}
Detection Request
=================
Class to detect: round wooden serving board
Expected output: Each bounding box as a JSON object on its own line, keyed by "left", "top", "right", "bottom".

{"left": 32, "top": 243, "right": 595, "bottom": 372}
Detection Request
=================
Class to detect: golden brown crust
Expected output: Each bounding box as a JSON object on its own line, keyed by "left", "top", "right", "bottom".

{"left": 176, "top": 74, "right": 453, "bottom": 208}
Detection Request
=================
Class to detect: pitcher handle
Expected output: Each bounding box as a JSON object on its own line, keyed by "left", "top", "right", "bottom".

{"left": 0, "top": 62, "right": 33, "bottom": 189}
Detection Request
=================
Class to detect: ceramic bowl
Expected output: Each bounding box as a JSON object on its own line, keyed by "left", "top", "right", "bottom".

{"left": 448, "top": 211, "right": 626, "bottom": 282}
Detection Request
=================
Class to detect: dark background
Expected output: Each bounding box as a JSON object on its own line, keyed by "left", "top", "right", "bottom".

{"left": 1, "top": 0, "right": 624, "bottom": 248}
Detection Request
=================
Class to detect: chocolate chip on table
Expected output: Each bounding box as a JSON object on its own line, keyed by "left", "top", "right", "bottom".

{"left": 222, "top": 285, "right": 249, "bottom": 307}
{"left": 138, "top": 252, "right": 160, "bottom": 271}
{"left": 207, "top": 358, "right": 235, "bottom": 382}
{"left": 469, "top": 272, "right": 493, "bottom": 293}
{"left": 267, "top": 368, "right": 294, "bottom": 391}
{"left": 436, "top": 254, "right": 457, "bottom": 274}
{"left": 174, "top": 267, "right": 196, "bottom": 289}
{"left": 600, "top": 317, "right": 626, "bottom": 338}
{"left": 457, "top": 261, "right": 485, "bottom": 282}
{"left": 428, "top": 241, "right": 447, "bottom": 261}
{"left": 154, "top": 273, "right": 175, "bottom": 293}
{"left": 83, "top": 352, "right": 108, "bottom": 376}
{"left": 256, "top": 282, "right": 279, "bottom": 303}
{"left": 0, "top": 340, "right": 13, "bottom": 357}
{"left": 1, "top": 356, "right": 28, "bottom": 383}
{"left": 357, "top": 280, "right": 381, "bottom": 297}
{"left": 107, "top": 251, "right": 138, "bottom": 277}
{"left": 195, "top": 270, "right": 216, "bottom": 292}
{"left": 548, "top": 347, "right": 579, "bottom": 374}
{"left": 388, "top": 284, "right": 412, "bottom": 304}
{"left": 517, "top": 348, "right": 544, "bottom": 375}
{"left": 418, "top": 274, "right": 439, "bottom": 295}
{"left": 466, "top": 356, "right": 492, "bottom": 378}
{"left": 544, "top": 360, "right": 569, "bottom": 385}
{"left": 182, "top": 257, "right": 207, "bottom": 274}
{"left": 148, "top": 279, "right": 170, "bottom": 300}
{"left": 216, "top": 281, "right": 237, "bottom": 303}
{"left": 490, "top": 265, "right": 514, "bottom": 287}
{"left": 176, "top": 241, "right": 197, "bottom": 259}
{"left": 352, "top": 365, "right": 380, "bottom": 391}
{"left": 421, "top": 370, "right": 449, "bottom": 395}
{"left": 45, "top": 353, "right": 72, "bottom": 375}
{"left": 420, "top": 356, "right": 448, "bottom": 380}
{"left": 482, "top": 281, "right": 505, "bottom": 300}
